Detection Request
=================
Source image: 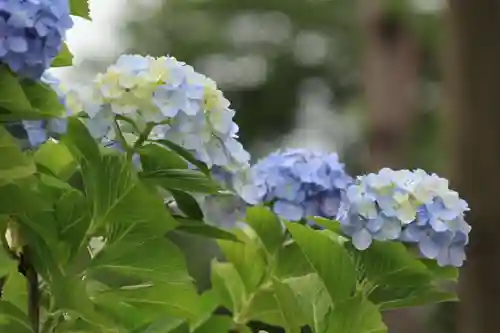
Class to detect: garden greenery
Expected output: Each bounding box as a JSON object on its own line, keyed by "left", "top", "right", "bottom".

{"left": 0, "top": 1, "right": 469, "bottom": 332}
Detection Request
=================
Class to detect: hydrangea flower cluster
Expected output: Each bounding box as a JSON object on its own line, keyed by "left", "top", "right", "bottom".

{"left": 337, "top": 168, "right": 471, "bottom": 267}
{"left": 238, "top": 149, "right": 352, "bottom": 222}
{"left": 0, "top": 0, "right": 73, "bottom": 79}
{"left": 58, "top": 55, "right": 250, "bottom": 172}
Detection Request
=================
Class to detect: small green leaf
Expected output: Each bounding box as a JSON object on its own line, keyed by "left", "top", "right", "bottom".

{"left": 0, "top": 67, "right": 33, "bottom": 118}
{"left": 285, "top": 274, "right": 332, "bottom": 332}
{"left": 245, "top": 206, "right": 284, "bottom": 256}
{"left": 273, "top": 241, "right": 312, "bottom": 279}
{"left": 2, "top": 271, "right": 28, "bottom": 314}
{"left": 153, "top": 139, "right": 210, "bottom": 175}
{"left": 138, "top": 144, "right": 188, "bottom": 171}
{"left": 310, "top": 217, "right": 344, "bottom": 235}
{"left": 35, "top": 140, "right": 76, "bottom": 180}
{"left": 377, "top": 289, "right": 458, "bottom": 310}
{"left": 88, "top": 237, "right": 192, "bottom": 284}
{"left": 19, "top": 79, "right": 65, "bottom": 118}
{"left": 55, "top": 190, "right": 90, "bottom": 261}
{"left": 272, "top": 279, "right": 306, "bottom": 333}
{"left": 419, "top": 259, "right": 459, "bottom": 281}
{"left": 140, "top": 169, "right": 220, "bottom": 194}
{"left": 0, "top": 127, "right": 35, "bottom": 181}
{"left": 244, "top": 289, "right": 283, "bottom": 327}
{"left": 0, "top": 181, "right": 49, "bottom": 214}
{"left": 192, "top": 315, "right": 234, "bottom": 333}
{"left": 324, "top": 295, "right": 387, "bottom": 333}
{"left": 97, "top": 282, "right": 203, "bottom": 323}
{"left": 217, "top": 230, "right": 267, "bottom": 294}
{"left": 131, "top": 317, "right": 188, "bottom": 333}
{"left": 175, "top": 218, "right": 239, "bottom": 242}
{"left": 286, "top": 223, "right": 356, "bottom": 303}
{"left": 171, "top": 190, "right": 204, "bottom": 220}
{"left": 0, "top": 300, "right": 32, "bottom": 333}
{"left": 70, "top": 0, "right": 91, "bottom": 19}
{"left": 345, "top": 241, "right": 450, "bottom": 308}
{"left": 61, "top": 117, "right": 101, "bottom": 166}
{"left": 51, "top": 43, "right": 73, "bottom": 67}
{"left": 211, "top": 261, "right": 246, "bottom": 315}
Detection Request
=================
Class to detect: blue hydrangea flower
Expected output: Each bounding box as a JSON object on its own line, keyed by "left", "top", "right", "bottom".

{"left": 236, "top": 149, "right": 352, "bottom": 222}
{"left": 0, "top": 0, "right": 73, "bottom": 79}
{"left": 53, "top": 54, "right": 250, "bottom": 172}
{"left": 338, "top": 168, "right": 471, "bottom": 267}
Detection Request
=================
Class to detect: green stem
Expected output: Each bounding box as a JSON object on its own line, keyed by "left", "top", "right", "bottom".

{"left": 112, "top": 119, "right": 134, "bottom": 159}
{"left": 133, "top": 122, "right": 155, "bottom": 149}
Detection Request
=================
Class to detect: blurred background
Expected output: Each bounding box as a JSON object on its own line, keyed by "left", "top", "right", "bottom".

{"left": 59, "top": 0, "right": 500, "bottom": 332}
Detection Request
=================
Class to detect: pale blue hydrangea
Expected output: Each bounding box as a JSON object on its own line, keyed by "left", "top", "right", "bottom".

{"left": 52, "top": 54, "right": 250, "bottom": 172}
{"left": 0, "top": 0, "right": 73, "bottom": 79}
{"left": 237, "top": 149, "right": 352, "bottom": 222}
{"left": 337, "top": 168, "right": 471, "bottom": 267}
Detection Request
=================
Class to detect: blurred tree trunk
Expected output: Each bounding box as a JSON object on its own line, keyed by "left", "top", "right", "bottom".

{"left": 359, "top": 1, "right": 426, "bottom": 332}
{"left": 360, "top": 0, "right": 419, "bottom": 171}
{"left": 446, "top": 1, "right": 500, "bottom": 332}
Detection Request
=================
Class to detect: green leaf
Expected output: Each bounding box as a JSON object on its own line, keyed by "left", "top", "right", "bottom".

{"left": 245, "top": 206, "right": 284, "bottom": 256}
{"left": 211, "top": 261, "right": 246, "bottom": 315}
{"left": 171, "top": 190, "right": 204, "bottom": 220}
{"left": 88, "top": 237, "right": 192, "bottom": 284}
{"left": 92, "top": 156, "right": 178, "bottom": 241}
{"left": 140, "top": 169, "right": 220, "bottom": 194}
{"left": 217, "top": 230, "right": 267, "bottom": 294}
{"left": 347, "top": 241, "right": 457, "bottom": 309}
{"left": 19, "top": 79, "right": 65, "bottom": 118}
{"left": 63, "top": 119, "right": 177, "bottom": 240}
{"left": 131, "top": 317, "right": 188, "bottom": 333}
{"left": 61, "top": 118, "right": 101, "bottom": 166}
{"left": 285, "top": 274, "right": 332, "bottom": 332}
{"left": 272, "top": 279, "right": 306, "bottom": 333}
{"left": 377, "top": 289, "right": 458, "bottom": 310}
{"left": 2, "top": 271, "right": 28, "bottom": 314}
{"left": 138, "top": 143, "right": 188, "bottom": 171}
{"left": 419, "top": 259, "right": 459, "bottom": 281}
{"left": 153, "top": 139, "right": 210, "bottom": 175}
{"left": 0, "top": 300, "right": 32, "bottom": 333}
{"left": 70, "top": 0, "right": 91, "bottom": 19}
{"left": 55, "top": 190, "right": 90, "bottom": 261}
{"left": 273, "top": 241, "right": 312, "bottom": 279}
{"left": 285, "top": 223, "right": 356, "bottom": 303}
{"left": 348, "top": 241, "right": 430, "bottom": 284}
{"left": 240, "top": 286, "right": 285, "bottom": 327}
{"left": 0, "top": 127, "right": 36, "bottom": 181}
{"left": 35, "top": 140, "right": 76, "bottom": 180}
{"left": 244, "top": 289, "right": 283, "bottom": 327}
{"left": 192, "top": 315, "right": 234, "bottom": 333}
{"left": 190, "top": 290, "right": 221, "bottom": 330}
{"left": 310, "top": 217, "right": 344, "bottom": 236}
{"left": 0, "top": 67, "right": 33, "bottom": 119}
{"left": 51, "top": 43, "right": 73, "bottom": 67}
{"left": 175, "top": 218, "right": 240, "bottom": 242}
{"left": 324, "top": 295, "right": 387, "bottom": 333}
{"left": 97, "top": 282, "right": 203, "bottom": 323}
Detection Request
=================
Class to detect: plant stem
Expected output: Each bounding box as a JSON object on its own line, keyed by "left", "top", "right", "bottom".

{"left": 133, "top": 122, "right": 155, "bottom": 149}
{"left": 19, "top": 246, "right": 39, "bottom": 333}
{"left": 112, "top": 119, "right": 134, "bottom": 159}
